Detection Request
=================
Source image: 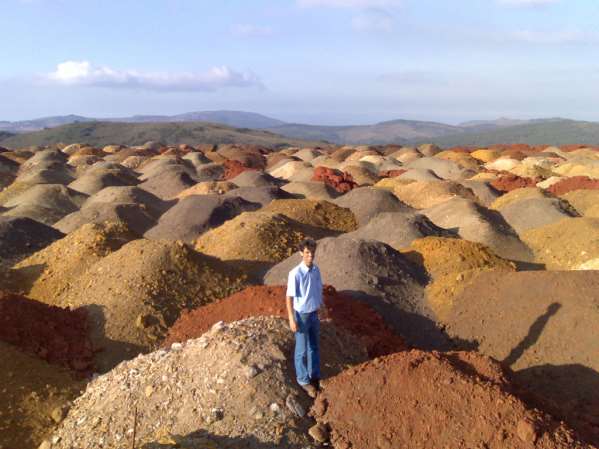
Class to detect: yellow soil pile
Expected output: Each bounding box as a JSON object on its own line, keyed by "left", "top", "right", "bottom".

{"left": 58, "top": 239, "right": 247, "bottom": 371}
{"left": 490, "top": 187, "right": 549, "bottom": 210}
{"left": 435, "top": 151, "right": 481, "bottom": 170}
{"left": 176, "top": 181, "right": 238, "bottom": 198}
{"left": 522, "top": 217, "right": 599, "bottom": 270}
{"left": 261, "top": 199, "right": 357, "bottom": 232}
{"left": 0, "top": 341, "right": 84, "bottom": 449}
{"left": 402, "top": 236, "right": 516, "bottom": 320}
{"left": 12, "top": 221, "right": 137, "bottom": 302}
{"left": 559, "top": 189, "right": 599, "bottom": 215}
{"left": 373, "top": 176, "right": 414, "bottom": 191}
{"left": 392, "top": 180, "right": 477, "bottom": 209}
{"left": 470, "top": 148, "right": 500, "bottom": 163}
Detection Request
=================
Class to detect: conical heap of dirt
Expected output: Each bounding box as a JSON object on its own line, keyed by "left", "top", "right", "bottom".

{"left": 0, "top": 291, "right": 93, "bottom": 374}
{"left": 0, "top": 341, "right": 84, "bottom": 449}
{"left": 491, "top": 187, "right": 550, "bottom": 210}
{"left": 59, "top": 239, "right": 247, "bottom": 371}
{"left": 401, "top": 237, "right": 516, "bottom": 320}
{"left": 163, "top": 285, "right": 406, "bottom": 358}
{"left": 311, "top": 350, "right": 591, "bottom": 449}
{"left": 547, "top": 175, "right": 599, "bottom": 196}
{"left": 444, "top": 270, "right": 599, "bottom": 446}
{"left": 51, "top": 316, "right": 369, "bottom": 449}
{"left": 559, "top": 189, "right": 599, "bottom": 215}
{"left": 490, "top": 173, "right": 540, "bottom": 193}
{"left": 13, "top": 221, "right": 138, "bottom": 302}
{"left": 261, "top": 199, "right": 358, "bottom": 232}
{"left": 392, "top": 180, "right": 477, "bottom": 209}
{"left": 195, "top": 211, "right": 334, "bottom": 268}
{"left": 521, "top": 217, "right": 599, "bottom": 269}
{"left": 0, "top": 216, "right": 64, "bottom": 265}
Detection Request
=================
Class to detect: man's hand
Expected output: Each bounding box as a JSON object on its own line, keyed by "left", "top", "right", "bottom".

{"left": 289, "top": 317, "right": 298, "bottom": 333}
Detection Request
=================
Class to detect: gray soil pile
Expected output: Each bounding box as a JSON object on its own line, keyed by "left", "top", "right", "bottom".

{"left": 498, "top": 197, "right": 579, "bottom": 234}
{"left": 332, "top": 186, "right": 414, "bottom": 226}
{"left": 50, "top": 317, "right": 369, "bottom": 449}
{"left": 224, "top": 185, "right": 296, "bottom": 207}
{"left": 0, "top": 216, "right": 64, "bottom": 264}
{"left": 139, "top": 169, "right": 197, "bottom": 200}
{"left": 82, "top": 186, "right": 172, "bottom": 219}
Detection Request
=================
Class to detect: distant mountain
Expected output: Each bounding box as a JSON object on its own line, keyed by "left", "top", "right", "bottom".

{"left": 0, "top": 121, "right": 322, "bottom": 149}
{"left": 0, "top": 111, "right": 285, "bottom": 134}
{"left": 423, "top": 119, "right": 599, "bottom": 147}
{"left": 458, "top": 117, "right": 568, "bottom": 133}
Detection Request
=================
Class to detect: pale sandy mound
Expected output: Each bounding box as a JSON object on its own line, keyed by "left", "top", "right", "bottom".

{"left": 175, "top": 181, "right": 237, "bottom": 198}
{"left": 281, "top": 181, "right": 339, "bottom": 201}
{"left": 51, "top": 317, "right": 369, "bottom": 449}
{"left": 460, "top": 179, "right": 501, "bottom": 207}
{"left": 490, "top": 187, "right": 550, "bottom": 210}
{"left": 406, "top": 156, "right": 472, "bottom": 180}
{"left": 521, "top": 217, "right": 599, "bottom": 269}
{"left": 261, "top": 199, "right": 357, "bottom": 232}
{"left": 560, "top": 189, "right": 599, "bottom": 215}
{"left": 499, "top": 197, "right": 579, "bottom": 234}
{"left": 436, "top": 150, "right": 481, "bottom": 170}
{"left": 373, "top": 176, "right": 414, "bottom": 191}
{"left": 13, "top": 221, "right": 138, "bottom": 302}
{"left": 268, "top": 160, "right": 315, "bottom": 182}
{"left": 401, "top": 236, "right": 516, "bottom": 320}
{"left": 392, "top": 180, "right": 477, "bottom": 209}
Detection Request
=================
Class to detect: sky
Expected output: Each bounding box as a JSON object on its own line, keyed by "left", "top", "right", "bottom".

{"left": 1, "top": 0, "right": 599, "bottom": 125}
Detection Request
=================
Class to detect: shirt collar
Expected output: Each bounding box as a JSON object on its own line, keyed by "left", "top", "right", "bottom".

{"left": 300, "top": 261, "right": 314, "bottom": 272}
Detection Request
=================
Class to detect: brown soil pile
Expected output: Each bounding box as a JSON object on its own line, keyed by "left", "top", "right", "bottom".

{"left": 56, "top": 239, "right": 247, "bottom": 371}
{"left": 0, "top": 341, "right": 84, "bottom": 449}
{"left": 392, "top": 180, "right": 477, "bottom": 209}
{"left": 491, "top": 187, "right": 549, "bottom": 210}
{"left": 261, "top": 199, "right": 358, "bottom": 232}
{"left": 52, "top": 316, "right": 369, "bottom": 449}
{"left": 13, "top": 221, "right": 137, "bottom": 302}
{"left": 0, "top": 291, "right": 93, "bottom": 374}
{"left": 221, "top": 159, "right": 257, "bottom": 180}
{"left": 311, "top": 350, "right": 590, "bottom": 449}
{"left": 490, "top": 173, "right": 541, "bottom": 193}
{"left": 560, "top": 189, "right": 599, "bottom": 215}
{"left": 547, "top": 176, "right": 599, "bottom": 196}
{"left": 445, "top": 270, "right": 599, "bottom": 445}
{"left": 312, "top": 166, "right": 357, "bottom": 193}
{"left": 194, "top": 212, "right": 334, "bottom": 277}
{"left": 163, "top": 285, "right": 406, "bottom": 358}
{"left": 378, "top": 168, "right": 406, "bottom": 178}
{"left": 521, "top": 217, "right": 599, "bottom": 269}
{"left": 402, "top": 236, "right": 516, "bottom": 320}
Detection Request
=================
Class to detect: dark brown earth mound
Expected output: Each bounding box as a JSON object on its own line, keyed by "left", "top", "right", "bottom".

{"left": 312, "top": 350, "right": 591, "bottom": 449}
{"left": 163, "top": 285, "right": 406, "bottom": 358}
{"left": 446, "top": 270, "right": 599, "bottom": 446}
{"left": 547, "top": 176, "right": 599, "bottom": 196}
{"left": 0, "top": 291, "right": 93, "bottom": 374}
{"left": 312, "top": 166, "right": 357, "bottom": 193}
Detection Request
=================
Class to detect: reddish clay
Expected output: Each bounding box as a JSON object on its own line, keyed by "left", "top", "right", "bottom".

{"left": 491, "top": 174, "right": 541, "bottom": 193}
{"left": 312, "top": 166, "right": 357, "bottom": 193}
{"left": 221, "top": 159, "right": 257, "bottom": 180}
{"left": 547, "top": 176, "right": 599, "bottom": 196}
{"left": 0, "top": 291, "right": 94, "bottom": 375}
{"left": 446, "top": 146, "right": 474, "bottom": 153}
{"left": 378, "top": 169, "right": 406, "bottom": 178}
{"left": 163, "top": 285, "right": 406, "bottom": 358}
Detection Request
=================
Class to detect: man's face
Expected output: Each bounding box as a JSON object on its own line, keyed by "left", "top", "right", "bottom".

{"left": 301, "top": 248, "right": 315, "bottom": 267}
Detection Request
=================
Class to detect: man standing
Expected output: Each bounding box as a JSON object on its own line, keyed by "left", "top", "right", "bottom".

{"left": 286, "top": 238, "right": 323, "bottom": 398}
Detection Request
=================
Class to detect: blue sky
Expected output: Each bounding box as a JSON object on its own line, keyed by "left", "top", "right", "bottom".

{"left": 1, "top": 0, "right": 599, "bottom": 124}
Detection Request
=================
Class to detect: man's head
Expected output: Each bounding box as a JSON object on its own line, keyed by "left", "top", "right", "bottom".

{"left": 298, "top": 238, "right": 317, "bottom": 267}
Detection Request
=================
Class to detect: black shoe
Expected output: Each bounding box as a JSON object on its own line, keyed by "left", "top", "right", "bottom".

{"left": 311, "top": 378, "right": 321, "bottom": 391}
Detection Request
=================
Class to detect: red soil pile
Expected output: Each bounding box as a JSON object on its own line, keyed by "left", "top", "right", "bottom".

{"left": 491, "top": 173, "right": 541, "bottom": 193}
{"left": 0, "top": 291, "right": 94, "bottom": 375}
{"left": 560, "top": 144, "right": 599, "bottom": 152}
{"left": 163, "top": 284, "right": 406, "bottom": 358}
{"left": 312, "top": 166, "right": 357, "bottom": 193}
{"left": 445, "top": 146, "right": 474, "bottom": 153}
{"left": 378, "top": 169, "right": 406, "bottom": 178}
{"left": 312, "top": 350, "right": 590, "bottom": 449}
{"left": 547, "top": 176, "right": 599, "bottom": 196}
{"left": 221, "top": 159, "right": 257, "bottom": 180}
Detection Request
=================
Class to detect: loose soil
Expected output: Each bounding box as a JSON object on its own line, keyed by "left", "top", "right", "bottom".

{"left": 261, "top": 199, "right": 358, "bottom": 232}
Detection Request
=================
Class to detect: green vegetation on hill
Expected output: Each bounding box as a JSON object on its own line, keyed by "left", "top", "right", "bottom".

{"left": 0, "top": 121, "right": 321, "bottom": 149}
{"left": 424, "top": 120, "right": 599, "bottom": 147}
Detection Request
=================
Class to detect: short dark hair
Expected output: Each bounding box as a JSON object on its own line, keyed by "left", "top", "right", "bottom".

{"left": 298, "top": 238, "right": 317, "bottom": 253}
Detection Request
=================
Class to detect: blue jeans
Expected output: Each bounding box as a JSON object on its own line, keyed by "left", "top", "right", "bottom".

{"left": 294, "top": 310, "right": 320, "bottom": 386}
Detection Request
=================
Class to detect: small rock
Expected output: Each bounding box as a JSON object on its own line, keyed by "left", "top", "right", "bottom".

{"left": 211, "top": 408, "right": 224, "bottom": 421}
{"left": 171, "top": 342, "right": 183, "bottom": 351}
{"left": 211, "top": 321, "right": 225, "bottom": 332}
{"left": 308, "top": 423, "right": 329, "bottom": 443}
{"left": 145, "top": 385, "right": 154, "bottom": 397}
{"left": 50, "top": 404, "right": 68, "bottom": 423}
{"left": 38, "top": 441, "right": 51, "bottom": 449}
{"left": 244, "top": 365, "right": 259, "bottom": 379}
{"left": 269, "top": 402, "right": 281, "bottom": 413}
{"left": 516, "top": 418, "right": 537, "bottom": 443}
{"left": 285, "top": 394, "right": 306, "bottom": 417}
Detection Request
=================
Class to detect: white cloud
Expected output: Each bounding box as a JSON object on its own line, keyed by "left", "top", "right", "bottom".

{"left": 297, "top": 0, "right": 401, "bottom": 8}
{"left": 497, "top": 0, "right": 559, "bottom": 7}
{"left": 231, "top": 24, "right": 273, "bottom": 38}
{"left": 45, "top": 61, "right": 262, "bottom": 92}
{"left": 352, "top": 8, "right": 394, "bottom": 32}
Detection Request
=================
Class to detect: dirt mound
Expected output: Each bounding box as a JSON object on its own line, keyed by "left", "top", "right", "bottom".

{"left": 195, "top": 211, "right": 334, "bottom": 277}
{"left": 560, "top": 189, "right": 599, "bottom": 215}
{"left": 312, "top": 349, "right": 589, "bottom": 449}
{"left": 261, "top": 199, "right": 357, "bottom": 232}
{"left": 0, "top": 216, "right": 64, "bottom": 264}
{"left": 13, "top": 221, "right": 137, "bottom": 302}
{"left": 445, "top": 270, "right": 599, "bottom": 445}
{"left": 491, "top": 173, "right": 542, "bottom": 193}
{"left": 491, "top": 187, "right": 549, "bottom": 210}
{"left": 547, "top": 176, "right": 599, "bottom": 196}
{"left": 175, "top": 181, "right": 237, "bottom": 198}
{"left": 424, "top": 197, "right": 534, "bottom": 262}
{"left": 15, "top": 165, "right": 75, "bottom": 185}
{"left": 139, "top": 169, "right": 196, "bottom": 200}
{"left": 264, "top": 236, "right": 445, "bottom": 350}
{"left": 68, "top": 167, "right": 139, "bottom": 195}
{"left": 224, "top": 185, "right": 296, "bottom": 207}
{"left": 406, "top": 156, "right": 471, "bottom": 180}
{"left": 0, "top": 291, "right": 93, "bottom": 374}
{"left": 398, "top": 167, "right": 442, "bottom": 181}
{"left": 51, "top": 316, "right": 368, "bottom": 449}
{"left": 163, "top": 285, "right": 406, "bottom": 358}
{"left": 402, "top": 237, "right": 516, "bottom": 320}
{"left": 312, "top": 166, "right": 357, "bottom": 193}
{"left": 82, "top": 185, "right": 172, "bottom": 219}
{"left": 521, "top": 217, "right": 599, "bottom": 269}
{"left": 332, "top": 186, "right": 414, "bottom": 226}
{"left": 341, "top": 164, "right": 380, "bottom": 185}
{"left": 392, "top": 180, "right": 477, "bottom": 209}
{"left": 499, "top": 197, "right": 579, "bottom": 234}
{"left": 145, "top": 194, "right": 260, "bottom": 242}
{"left": 57, "top": 239, "right": 247, "bottom": 371}
{"left": 268, "top": 160, "right": 315, "bottom": 182}
{"left": 281, "top": 180, "right": 339, "bottom": 201}
{"left": 228, "top": 169, "right": 281, "bottom": 188}
{"left": 221, "top": 159, "right": 256, "bottom": 180}
{"left": 460, "top": 179, "right": 501, "bottom": 206}
{"left": 0, "top": 341, "right": 84, "bottom": 449}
